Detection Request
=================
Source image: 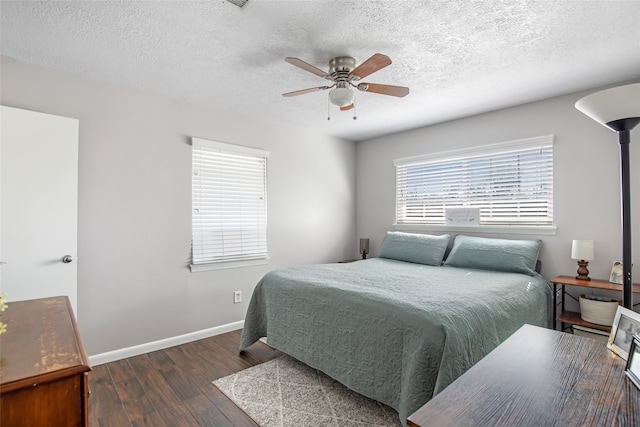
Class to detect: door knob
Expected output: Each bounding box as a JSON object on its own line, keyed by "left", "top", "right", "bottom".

{"left": 62, "top": 255, "right": 73, "bottom": 264}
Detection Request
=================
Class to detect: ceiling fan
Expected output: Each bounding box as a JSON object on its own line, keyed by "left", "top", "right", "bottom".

{"left": 282, "top": 53, "right": 409, "bottom": 113}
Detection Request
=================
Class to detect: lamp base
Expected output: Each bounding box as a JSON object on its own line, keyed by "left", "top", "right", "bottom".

{"left": 576, "top": 260, "right": 590, "bottom": 281}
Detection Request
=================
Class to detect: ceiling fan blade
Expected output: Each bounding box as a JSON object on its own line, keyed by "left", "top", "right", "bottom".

{"left": 349, "top": 53, "right": 392, "bottom": 80}
{"left": 340, "top": 104, "right": 355, "bottom": 111}
{"left": 282, "top": 86, "right": 331, "bottom": 97}
{"left": 285, "top": 57, "right": 331, "bottom": 79}
{"left": 356, "top": 83, "right": 409, "bottom": 97}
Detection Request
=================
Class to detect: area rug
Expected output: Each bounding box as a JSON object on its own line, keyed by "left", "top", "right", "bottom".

{"left": 213, "top": 354, "right": 402, "bottom": 427}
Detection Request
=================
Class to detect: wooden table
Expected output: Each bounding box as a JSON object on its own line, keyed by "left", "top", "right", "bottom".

{"left": 408, "top": 324, "right": 640, "bottom": 426}
{"left": 0, "top": 296, "right": 91, "bottom": 426}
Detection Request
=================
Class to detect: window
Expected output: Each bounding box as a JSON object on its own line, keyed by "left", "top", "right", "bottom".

{"left": 395, "top": 135, "right": 554, "bottom": 231}
{"left": 191, "top": 137, "right": 269, "bottom": 271}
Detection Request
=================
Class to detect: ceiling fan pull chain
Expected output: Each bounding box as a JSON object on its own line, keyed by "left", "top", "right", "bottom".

{"left": 327, "top": 96, "right": 331, "bottom": 120}
{"left": 353, "top": 95, "right": 357, "bottom": 120}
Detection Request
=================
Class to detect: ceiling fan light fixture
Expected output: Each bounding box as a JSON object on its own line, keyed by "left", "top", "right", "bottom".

{"left": 329, "top": 85, "right": 354, "bottom": 107}
{"left": 283, "top": 53, "right": 409, "bottom": 113}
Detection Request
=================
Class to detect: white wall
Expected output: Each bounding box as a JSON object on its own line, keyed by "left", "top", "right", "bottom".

{"left": 3, "top": 53, "right": 638, "bottom": 355}
{"left": 1, "top": 57, "right": 356, "bottom": 356}
{"left": 356, "top": 82, "right": 640, "bottom": 311}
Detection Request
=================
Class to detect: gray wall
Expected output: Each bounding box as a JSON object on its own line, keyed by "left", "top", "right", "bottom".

{"left": 1, "top": 57, "right": 356, "bottom": 355}
{"left": 3, "top": 54, "right": 639, "bottom": 355}
{"left": 356, "top": 82, "right": 640, "bottom": 310}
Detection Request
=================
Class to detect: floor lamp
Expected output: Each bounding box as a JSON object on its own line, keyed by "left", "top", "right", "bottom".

{"left": 575, "top": 83, "right": 640, "bottom": 309}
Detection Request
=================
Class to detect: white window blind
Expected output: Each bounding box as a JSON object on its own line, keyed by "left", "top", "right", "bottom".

{"left": 395, "top": 135, "right": 554, "bottom": 227}
{"left": 191, "top": 137, "right": 269, "bottom": 269}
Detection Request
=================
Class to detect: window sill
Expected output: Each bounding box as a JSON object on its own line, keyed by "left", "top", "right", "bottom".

{"left": 190, "top": 258, "right": 269, "bottom": 272}
{"left": 393, "top": 223, "right": 557, "bottom": 236}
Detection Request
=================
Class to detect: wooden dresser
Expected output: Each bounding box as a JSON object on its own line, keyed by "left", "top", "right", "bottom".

{"left": 0, "top": 296, "right": 91, "bottom": 427}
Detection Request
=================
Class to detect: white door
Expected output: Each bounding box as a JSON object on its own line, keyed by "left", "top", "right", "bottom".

{"left": 0, "top": 106, "right": 79, "bottom": 313}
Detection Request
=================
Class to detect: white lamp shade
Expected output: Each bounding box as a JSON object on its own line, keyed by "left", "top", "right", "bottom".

{"left": 571, "top": 240, "right": 594, "bottom": 261}
{"left": 575, "top": 83, "right": 640, "bottom": 128}
{"left": 329, "top": 86, "right": 354, "bottom": 107}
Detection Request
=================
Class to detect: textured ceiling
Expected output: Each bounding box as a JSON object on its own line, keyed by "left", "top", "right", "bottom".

{"left": 1, "top": 0, "right": 639, "bottom": 141}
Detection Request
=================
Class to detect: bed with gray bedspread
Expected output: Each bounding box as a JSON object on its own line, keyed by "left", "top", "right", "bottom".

{"left": 240, "top": 234, "right": 549, "bottom": 426}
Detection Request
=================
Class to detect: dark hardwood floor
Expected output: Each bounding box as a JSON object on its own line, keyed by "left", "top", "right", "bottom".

{"left": 88, "top": 329, "right": 282, "bottom": 426}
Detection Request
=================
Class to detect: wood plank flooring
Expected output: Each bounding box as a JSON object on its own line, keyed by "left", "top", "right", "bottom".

{"left": 88, "top": 329, "right": 282, "bottom": 426}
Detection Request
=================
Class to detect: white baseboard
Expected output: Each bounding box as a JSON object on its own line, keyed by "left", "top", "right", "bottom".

{"left": 88, "top": 320, "right": 245, "bottom": 366}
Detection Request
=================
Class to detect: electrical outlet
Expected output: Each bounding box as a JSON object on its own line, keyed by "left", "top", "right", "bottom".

{"left": 234, "top": 290, "right": 242, "bottom": 304}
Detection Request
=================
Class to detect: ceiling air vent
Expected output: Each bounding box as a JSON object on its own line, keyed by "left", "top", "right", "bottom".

{"left": 226, "top": 0, "right": 249, "bottom": 8}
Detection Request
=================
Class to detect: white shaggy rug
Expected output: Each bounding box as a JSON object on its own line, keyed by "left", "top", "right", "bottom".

{"left": 213, "top": 354, "right": 401, "bottom": 427}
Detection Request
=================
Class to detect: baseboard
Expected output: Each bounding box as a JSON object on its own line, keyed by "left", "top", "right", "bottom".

{"left": 88, "top": 320, "right": 245, "bottom": 366}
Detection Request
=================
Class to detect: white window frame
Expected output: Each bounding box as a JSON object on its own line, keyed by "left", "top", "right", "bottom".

{"left": 191, "top": 137, "right": 270, "bottom": 272}
{"left": 394, "top": 135, "right": 556, "bottom": 236}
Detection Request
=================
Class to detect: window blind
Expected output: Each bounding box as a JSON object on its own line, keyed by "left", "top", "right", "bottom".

{"left": 395, "top": 135, "right": 554, "bottom": 226}
{"left": 191, "top": 137, "right": 269, "bottom": 267}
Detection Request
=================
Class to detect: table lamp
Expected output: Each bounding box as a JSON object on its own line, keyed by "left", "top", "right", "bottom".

{"left": 572, "top": 239, "right": 594, "bottom": 281}
{"left": 359, "top": 238, "right": 369, "bottom": 260}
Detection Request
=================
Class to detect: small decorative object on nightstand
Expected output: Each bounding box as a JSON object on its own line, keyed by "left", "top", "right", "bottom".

{"left": 571, "top": 239, "right": 594, "bottom": 280}
{"left": 610, "top": 261, "right": 623, "bottom": 284}
{"left": 359, "top": 238, "right": 369, "bottom": 259}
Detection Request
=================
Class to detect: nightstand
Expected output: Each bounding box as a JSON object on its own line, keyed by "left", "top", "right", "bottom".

{"left": 550, "top": 275, "right": 640, "bottom": 332}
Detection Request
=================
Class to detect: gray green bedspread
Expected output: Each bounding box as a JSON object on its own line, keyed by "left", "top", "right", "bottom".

{"left": 239, "top": 258, "right": 550, "bottom": 425}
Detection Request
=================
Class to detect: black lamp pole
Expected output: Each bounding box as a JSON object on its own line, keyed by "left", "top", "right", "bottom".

{"left": 576, "top": 84, "right": 639, "bottom": 310}
{"left": 610, "top": 118, "right": 640, "bottom": 309}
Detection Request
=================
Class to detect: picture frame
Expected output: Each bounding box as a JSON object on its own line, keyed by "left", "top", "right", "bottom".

{"left": 610, "top": 261, "right": 623, "bottom": 285}
{"left": 608, "top": 305, "right": 640, "bottom": 360}
{"left": 624, "top": 335, "right": 640, "bottom": 390}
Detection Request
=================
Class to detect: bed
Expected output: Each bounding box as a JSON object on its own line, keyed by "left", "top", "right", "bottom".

{"left": 239, "top": 233, "right": 550, "bottom": 426}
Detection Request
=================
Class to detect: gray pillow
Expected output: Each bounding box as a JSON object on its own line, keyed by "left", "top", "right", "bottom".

{"left": 378, "top": 232, "right": 450, "bottom": 266}
{"left": 444, "top": 235, "right": 542, "bottom": 276}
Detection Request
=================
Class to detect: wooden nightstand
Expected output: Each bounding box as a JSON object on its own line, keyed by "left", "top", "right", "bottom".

{"left": 550, "top": 275, "right": 640, "bottom": 332}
